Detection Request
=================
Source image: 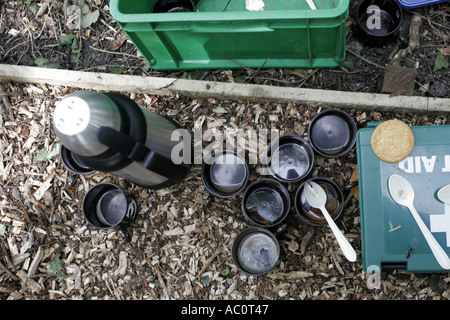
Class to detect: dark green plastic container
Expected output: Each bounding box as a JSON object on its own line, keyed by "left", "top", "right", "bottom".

{"left": 357, "top": 123, "right": 450, "bottom": 273}
{"left": 109, "top": 0, "right": 349, "bottom": 70}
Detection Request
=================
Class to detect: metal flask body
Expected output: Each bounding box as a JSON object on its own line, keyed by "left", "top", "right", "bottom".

{"left": 53, "top": 91, "right": 190, "bottom": 189}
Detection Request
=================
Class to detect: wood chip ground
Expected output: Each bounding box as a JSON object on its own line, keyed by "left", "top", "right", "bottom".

{"left": 0, "top": 81, "right": 449, "bottom": 301}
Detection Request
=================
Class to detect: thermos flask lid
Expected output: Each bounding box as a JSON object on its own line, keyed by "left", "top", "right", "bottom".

{"left": 53, "top": 96, "right": 90, "bottom": 136}
{"left": 53, "top": 91, "right": 122, "bottom": 157}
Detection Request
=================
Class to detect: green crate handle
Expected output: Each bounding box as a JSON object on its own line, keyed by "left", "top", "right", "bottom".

{"left": 190, "top": 21, "right": 274, "bottom": 33}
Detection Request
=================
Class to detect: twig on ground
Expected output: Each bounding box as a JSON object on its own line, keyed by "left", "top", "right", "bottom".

{"left": 0, "top": 261, "right": 19, "bottom": 281}
{"left": 196, "top": 246, "right": 224, "bottom": 279}
{"left": 19, "top": 19, "right": 40, "bottom": 59}
{"left": 247, "top": 58, "right": 270, "bottom": 83}
{"left": 89, "top": 45, "right": 146, "bottom": 60}
{"left": 346, "top": 48, "right": 385, "bottom": 69}
{"left": 0, "top": 82, "right": 12, "bottom": 110}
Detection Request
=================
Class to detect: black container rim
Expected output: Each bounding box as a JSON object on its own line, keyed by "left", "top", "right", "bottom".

{"left": 294, "top": 177, "right": 344, "bottom": 227}
{"left": 241, "top": 178, "right": 291, "bottom": 228}
{"left": 266, "top": 134, "right": 315, "bottom": 183}
{"left": 201, "top": 150, "right": 249, "bottom": 198}
{"left": 60, "top": 145, "right": 96, "bottom": 175}
{"left": 356, "top": 0, "right": 403, "bottom": 38}
{"left": 152, "top": 0, "right": 195, "bottom": 13}
{"left": 308, "top": 109, "right": 358, "bottom": 158}
{"left": 231, "top": 227, "right": 280, "bottom": 277}
{"left": 82, "top": 182, "right": 128, "bottom": 229}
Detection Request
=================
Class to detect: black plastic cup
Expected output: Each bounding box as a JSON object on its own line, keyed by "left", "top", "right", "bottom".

{"left": 241, "top": 178, "right": 291, "bottom": 228}
{"left": 294, "top": 177, "right": 345, "bottom": 227}
{"left": 60, "top": 145, "right": 95, "bottom": 175}
{"left": 266, "top": 135, "right": 314, "bottom": 183}
{"left": 231, "top": 227, "right": 281, "bottom": 276}
{"left": 308, "top": 109, "right": 370, "bottom": 158}
{"left": 356, "top": 0, "right": 406, "bottom": 47}
{"left": 202, "top": 150, "right": 249, "bottom": 198}
{"left": 82, "top": 183, "right": 137, "bottom": 241}
{"left": 153, "top": 0, "right": 195, "bottom": 12}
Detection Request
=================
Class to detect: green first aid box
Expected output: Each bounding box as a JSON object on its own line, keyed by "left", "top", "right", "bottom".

{"left": 356, "top": 124, "right": 450, "bottom": 273}
{"left": 109, "top": 0, "right": 348, "bottom": 70}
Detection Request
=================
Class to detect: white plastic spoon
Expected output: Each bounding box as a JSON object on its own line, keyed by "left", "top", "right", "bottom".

{"left": 388, "top": 174, "right": 450, "bottom": 270}
{"left": 306, "top": 0, "right": 317, "bottom": 10}
{"left": 437, "top": 184, "right": 450, "bottom": 204}
{"left": 304, "top": 181, "right": 357, "bottom": 262}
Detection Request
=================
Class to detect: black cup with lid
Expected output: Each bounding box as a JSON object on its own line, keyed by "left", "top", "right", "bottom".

{"left": 231, "top": 227, "right": 281, "bottom": 276}
{"left": 294, "top": 177, "right": 344, "bottom": 226}
{"left": 82, "top": 182, "right": 137, "bottom": 241}
{"left": 241, "top": 178, "right": 291, "bottom": 228}
{"left": 202, "top": 150, "right": 249, "bottom": 198}
{"left": 308, "top": 109, "right": 370, "bottom": 158}
{"left": 266, "top": 135, "right": 314, "bottom": 183}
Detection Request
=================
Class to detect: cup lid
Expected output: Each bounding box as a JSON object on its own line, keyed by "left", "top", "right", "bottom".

{"left": 60, "top": 145, "right": 95, "bottom": 175}
{"left": 308, "top": 110, "right": 357, "bottom": 157}
{"left": 209, "top": 153, "right": 248, "bottom": 193}
{"left": 242, "top": 178, "right": 291, "bottom": 228}
{"left": 96, "top": 189, "right": 127, "bottom": 227}
{"left": 231, "top": 227, "right": 280, "bottom": 276}
{"left": 310, "top": 115, "right": 350, "bottom": 153}
{"left": 267, "top": 135, "right": 314, "bottom": 183}
{"left": 82, "top": 183, "right": 129, "bottom": 229}
{"left": 202, "top": 150, "right": 249, "bottom": 198}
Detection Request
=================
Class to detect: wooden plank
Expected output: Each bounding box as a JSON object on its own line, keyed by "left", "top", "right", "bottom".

{"left": 0, "top": 64, "right": 449, "bottom": 112}
{"left": 0, "top": 64, "right": 176, "bottom": 95}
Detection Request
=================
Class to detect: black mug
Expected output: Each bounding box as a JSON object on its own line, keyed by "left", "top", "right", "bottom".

{"left": 308, "top": 109, "right": 371, "bottom": 158}
{"left": 231, "top": 227, "right": 282, "bottom": 276}
{"left": 266, "top": 135, "right": 315, "bottom": 183}
{"left": 295, "top": 177, "right": 344, "bottom": 226}
{"left": 241, "top": 178, "right": 291, "bottom": 228}
{"left": 356, "top": 0, "right": 406, "bottom": 48}
{"left": 295, "top": 177, "right": 358, "bottom": 226}
{"left": 202, "top": 150, "right": 249, "bottom": 198}
{"left": 82, "top": 183, "right": 137, "bottom": 241}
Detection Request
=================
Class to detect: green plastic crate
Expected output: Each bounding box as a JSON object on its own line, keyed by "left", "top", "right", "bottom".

{"left": 109, "top": 0, "right": 349, "bottom": 70}
{"left": 357, "top": 123, "right": 450, "bottom": 273}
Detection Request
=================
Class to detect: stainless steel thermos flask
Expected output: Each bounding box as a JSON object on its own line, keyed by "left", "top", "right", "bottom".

{"left": 53, "top": 91, "right": 190, "bottom": 189}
